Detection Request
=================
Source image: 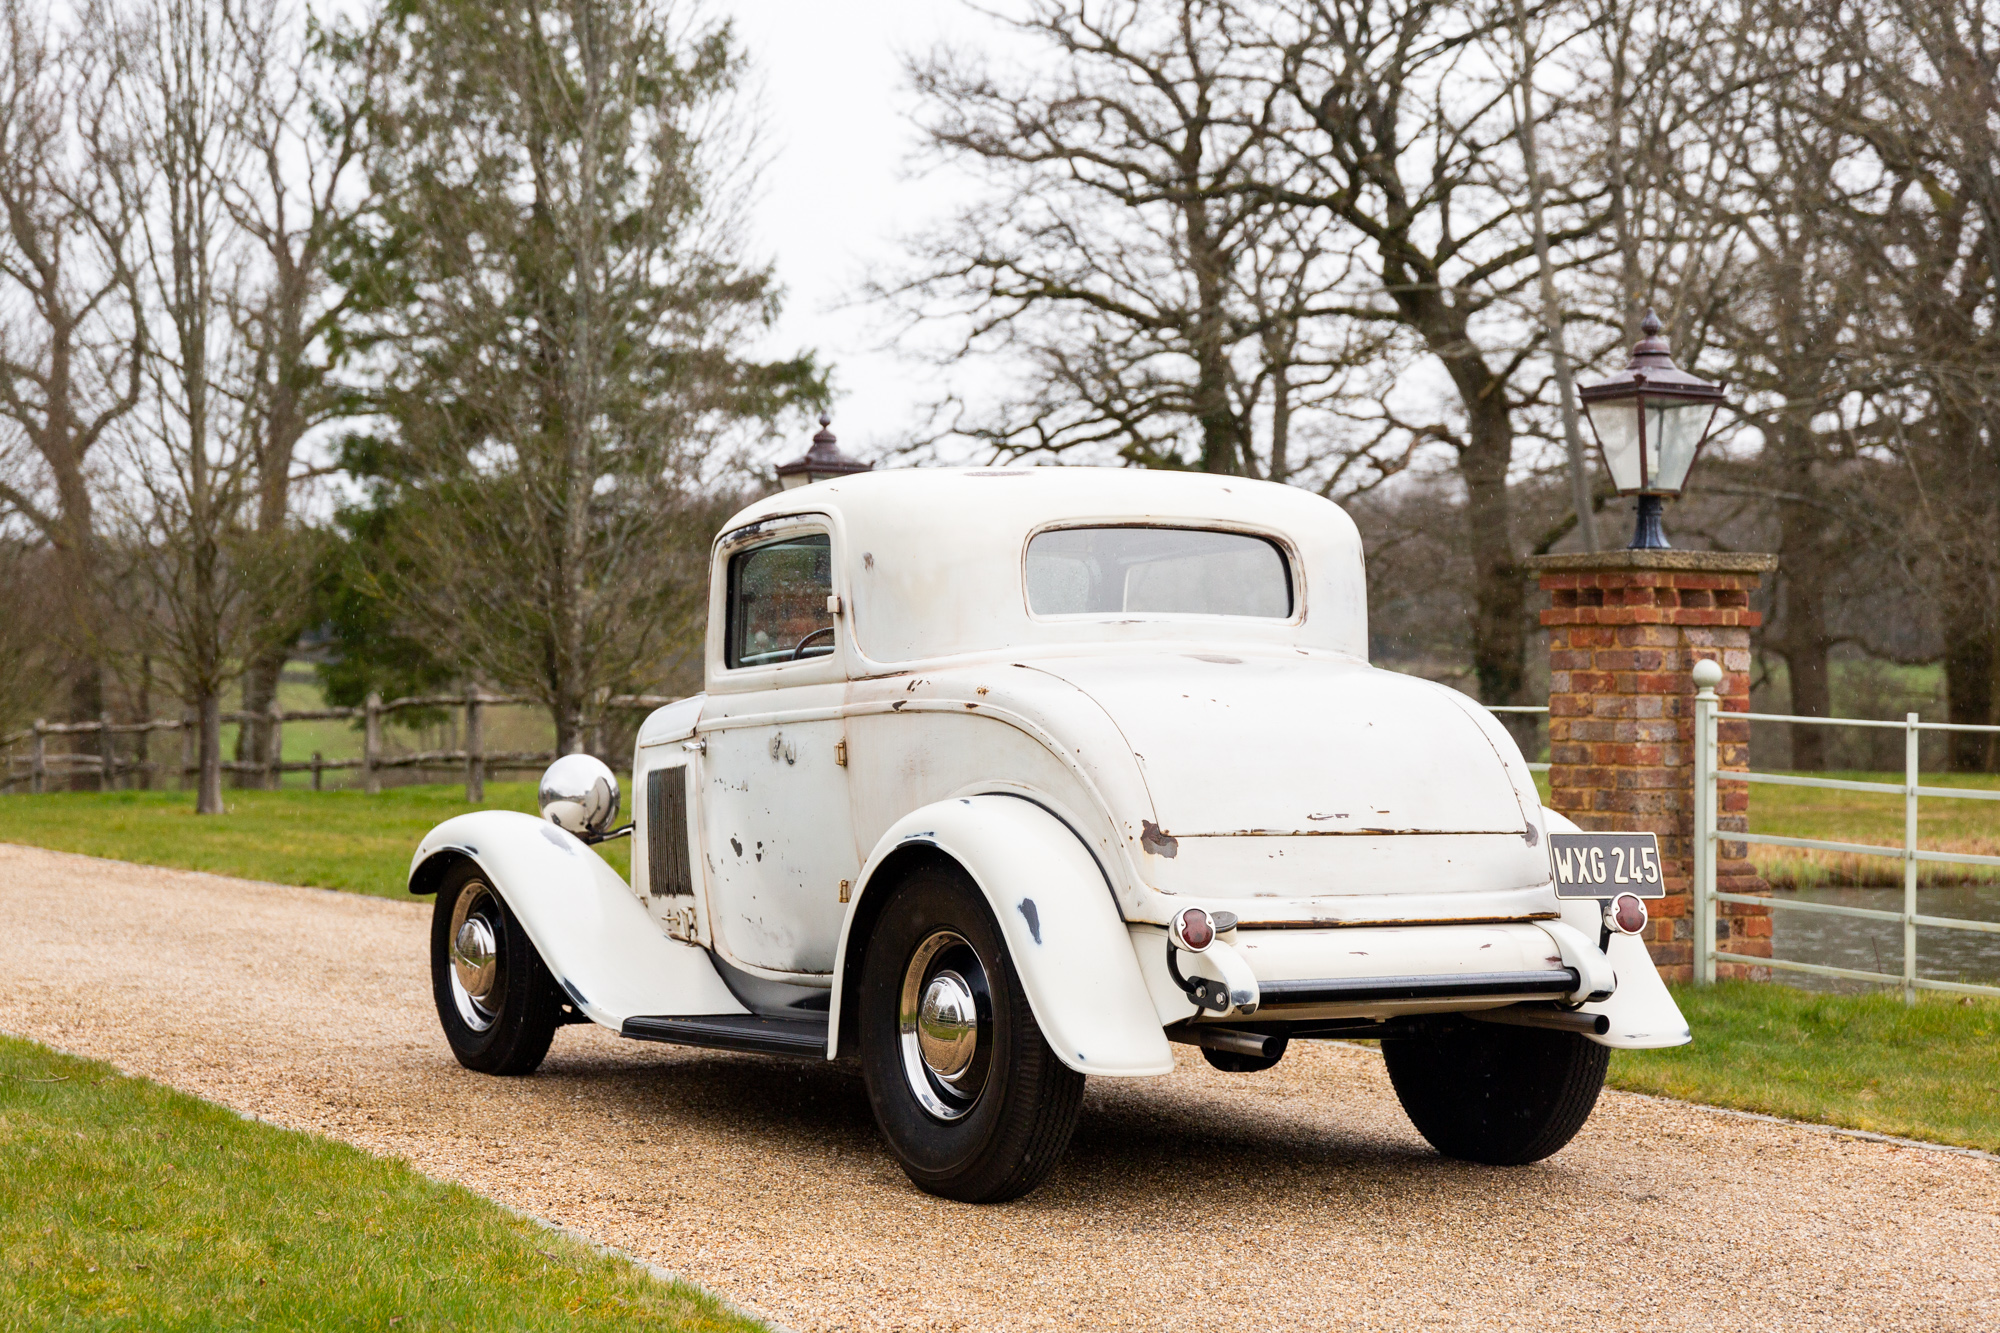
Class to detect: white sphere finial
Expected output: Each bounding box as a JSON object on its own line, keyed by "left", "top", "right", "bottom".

{"left": 1691, "top": 659, "right": 1724, "bottom": 689}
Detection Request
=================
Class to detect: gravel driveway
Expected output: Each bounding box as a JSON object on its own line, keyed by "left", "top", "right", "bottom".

{"left": 3, "top": 842, "right": 1995, "bottom": 1331}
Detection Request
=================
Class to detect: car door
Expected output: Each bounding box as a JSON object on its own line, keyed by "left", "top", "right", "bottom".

{"left": 697, "top": 524, "right": 860, "bottom": 978}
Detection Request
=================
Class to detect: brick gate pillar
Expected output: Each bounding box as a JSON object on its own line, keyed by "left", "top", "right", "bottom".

{"left": 1523, "top": 550, "right": 1778, "bottom": 982}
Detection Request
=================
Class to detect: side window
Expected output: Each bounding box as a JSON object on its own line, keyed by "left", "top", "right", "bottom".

{"left": 726, "top": 533, "right": 834, "bottom": 668}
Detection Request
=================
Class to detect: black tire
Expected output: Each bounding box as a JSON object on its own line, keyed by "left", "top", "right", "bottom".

{"left": 430, "top": 862, "right": 563, "bottom": 1075}
{"left": 1202, "top": 1036, "right": 1288, "bottom": 1074}
{"left": 856, "top": 862, "right": 1086, "bottom": 1203}
{"left": 1381, "top": 1023, "right": 1608, "bottom": 1165}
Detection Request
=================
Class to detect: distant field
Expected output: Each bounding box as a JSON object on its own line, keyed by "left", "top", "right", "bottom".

{"left": 0, "top": 1035, "right": 762, "bottom": 1331}
{"left": 1535, "top": 769, "right": 2000, "bottom": 888}
{"left": 1737, "top": 770, "right": 2000, "bottom": 890}
{"left": 0, "top": 783, "right": 629, "bottom": 899}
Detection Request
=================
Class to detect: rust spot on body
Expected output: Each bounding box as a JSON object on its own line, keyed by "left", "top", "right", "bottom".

{"left": 1141, "top": 821, "right": 1179, "bottom": 858}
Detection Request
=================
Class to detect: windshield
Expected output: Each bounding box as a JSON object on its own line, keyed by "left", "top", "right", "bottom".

{"left": 727, "top": 533, "right": 834, "bottom": 667}
{"left": 1025, "top": 526, "right": 1293, "bottom": 618}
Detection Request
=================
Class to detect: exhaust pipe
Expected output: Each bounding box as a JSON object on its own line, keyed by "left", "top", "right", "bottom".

{"left": 1164, "top": 1023, "right": 1285, "bottom": 1059}
{"left": 1467, "top": 1004, "right": 1609, "bottom": 1036}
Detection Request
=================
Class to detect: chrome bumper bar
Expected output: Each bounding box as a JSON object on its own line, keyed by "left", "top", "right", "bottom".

{"left": 1254, "top": 968, "right": 1580, "bottom": 1007}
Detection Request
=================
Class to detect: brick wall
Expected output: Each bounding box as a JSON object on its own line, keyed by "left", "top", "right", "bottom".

{"left": 1525, "top": 550, "right": 1778, "bottom": 983}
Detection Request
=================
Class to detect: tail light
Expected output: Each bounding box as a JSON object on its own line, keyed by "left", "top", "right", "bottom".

{"left": 1606, "top": 893, "right": 1648, "bottom": 936}
{"left": 1170, "top": 907, "right": 1214, "bottom": 952}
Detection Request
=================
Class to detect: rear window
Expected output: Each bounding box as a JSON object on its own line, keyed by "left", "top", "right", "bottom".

{"left": 1025, "top": 526, "right": 1293, "bottom": 618}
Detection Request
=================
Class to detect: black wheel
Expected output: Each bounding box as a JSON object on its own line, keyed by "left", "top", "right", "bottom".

{"left": 856, "top": 862, "right": 1086, "bottom": 1203}
{"left": 1202, "top": 1036, "right": 1288, "bottom": 1074}
{"left": 430, "top": 862, "right": 563, "bottom": 1075}
{"left": 1381, "top": 1023, "right": 1608, "bottom": 1165}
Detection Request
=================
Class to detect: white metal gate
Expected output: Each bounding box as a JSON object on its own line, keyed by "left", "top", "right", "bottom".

{"left": 1692, "top": 671, "right": 2000, "bottom": 1002}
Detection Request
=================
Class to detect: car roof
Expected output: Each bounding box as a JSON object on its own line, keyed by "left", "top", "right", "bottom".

{"left": 716, "top": 466, "right": 1369, "bottom": 665}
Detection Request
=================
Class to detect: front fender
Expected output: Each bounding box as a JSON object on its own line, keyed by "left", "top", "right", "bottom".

{"left": 830, "top": 795, "right": 1174, "bottom": 1077}
{"left": 409, "top": 811, "right": 742, "bottom": 1029}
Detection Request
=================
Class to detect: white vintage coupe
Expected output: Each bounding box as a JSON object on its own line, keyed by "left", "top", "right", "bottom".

{"left": 411, "top": 468, "right": 1688, "bottom": 1202}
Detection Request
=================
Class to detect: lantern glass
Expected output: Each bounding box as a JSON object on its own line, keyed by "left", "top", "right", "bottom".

{"left": 1647, "top": 398, "right": 1717, "bottom": 491}
{"left": 1584, "top": 393, "right": 1720, "bottom": 495}
{"left": 1587, "top": 398, "right": 1645, "bottom": 492}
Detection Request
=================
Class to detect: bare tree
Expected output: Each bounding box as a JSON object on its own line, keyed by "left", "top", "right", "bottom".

{"left": 219, "top": 0, "right": 381, "bottom": 780}
{"left": 117, "top": 0, "right": 301, "bottom": 812}
{"left": 1853, "top": 0, "right": 2000, "bottom": 768}
{"left": 0, "top": 540, "right": 67, "bottom": 732}
{"left": 0, "top": 0, "right": 145, "bottom": 726}
{"left": 895, "top": 0, "right": 1409, "bottom": 493}
{"left": 1509, "top": 0, "right": 1599, "bottom": 552}
{"left": 1255, "top": 0, "right": 1611, "bottom": 707}
{"left": 1654, "top": 2, "right": 1888, "bottom": 768}
{"left": 1674, "top": 0, "right": 2000, "bottom": 768}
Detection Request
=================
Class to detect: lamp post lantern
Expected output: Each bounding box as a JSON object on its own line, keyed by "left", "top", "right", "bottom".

{"left": 776, "top": 413, "right": 872, "bottom": 490}
{"left": 1577, "top": 311, "right": 1727, "bottom": 549}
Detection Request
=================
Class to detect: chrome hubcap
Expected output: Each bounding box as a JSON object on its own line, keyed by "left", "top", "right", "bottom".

{"left": 447, "top": 881, "right": 505, "bottom": 1032}
{"left": 899, "top": 931, "right": 991, "bottom": 1121}
{"left": 918, "top": 971, "right": 979, "bottom": 1082}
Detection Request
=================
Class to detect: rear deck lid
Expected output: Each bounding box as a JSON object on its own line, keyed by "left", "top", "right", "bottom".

{"left": 1037, "top": 653, "right": 1537, "bottom": 838}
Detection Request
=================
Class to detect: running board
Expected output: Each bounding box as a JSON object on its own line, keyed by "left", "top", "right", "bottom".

{"left": 619, "top": 1013, "right": 829, "bottom": 1057}
{"left": 1256, "top": 968, "right": 1580, "bottom": 1007}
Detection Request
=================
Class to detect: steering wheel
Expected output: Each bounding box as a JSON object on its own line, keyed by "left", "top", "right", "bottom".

{"left": 792, "top": 625, "right": 836, "bottom": 659}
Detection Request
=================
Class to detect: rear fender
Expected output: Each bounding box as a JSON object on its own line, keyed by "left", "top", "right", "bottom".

{"left": 409, "top": 811, "right": 742, "bottom": 1030}
{"left": 829, "top": 795, "right": 1174, "bottom": 1076}
{"left": 1540, "top": 808, "right": 1692, "bottom": 1048}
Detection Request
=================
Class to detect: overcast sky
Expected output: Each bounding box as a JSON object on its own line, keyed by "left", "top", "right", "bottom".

{"left": 722, "top": 0, "right": 1014, "bottom": 470}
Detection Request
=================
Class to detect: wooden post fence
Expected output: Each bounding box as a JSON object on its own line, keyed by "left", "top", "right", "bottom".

{"left": 363, "top": 691, "right": 382, "bottom": 794}
{"left": 464, "top": 693, "right": 485, "bottom": 804}
{"left": 267, "top": 699, "right": 284, "bottom": 791}
{"left": 2, "top": 691, "right": 684, "bottom": 795}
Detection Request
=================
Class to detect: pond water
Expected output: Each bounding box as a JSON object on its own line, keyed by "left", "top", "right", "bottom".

{"left": 1766, "top": 883, "right": 2000, "bottom": 993}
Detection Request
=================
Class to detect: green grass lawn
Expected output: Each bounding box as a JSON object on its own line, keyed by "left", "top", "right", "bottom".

{"left": 0, "top": 782, "right": 628, "bottom": 899}
{"left": 0, "top": 1034, "right": 763, "bottom": 1331}
{"left": 1610, "top": 981, "right": 2000, "bottom": 1152}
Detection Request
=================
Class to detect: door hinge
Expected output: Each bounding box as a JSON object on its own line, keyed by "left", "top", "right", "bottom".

{"left": 838, "top": 878, "right": 852, "bottom": 903}
{"left": 834, "top": 738, "right": 847, "bottom": 767}
{"left": 681, "top": 738, "right": 705, "bottom": 754}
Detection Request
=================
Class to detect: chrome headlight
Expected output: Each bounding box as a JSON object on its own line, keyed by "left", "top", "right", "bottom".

{"left": 538, "top": 753, "right": 620, "bottom": 837}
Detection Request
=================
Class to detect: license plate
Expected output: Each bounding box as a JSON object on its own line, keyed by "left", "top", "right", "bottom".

{"left": 1548, "top": 832, "right": 1666, "bottom": 899}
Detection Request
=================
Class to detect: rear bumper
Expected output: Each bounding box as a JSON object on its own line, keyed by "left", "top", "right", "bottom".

{"left": 1256, "top": 968, "right": 1579, "bottom": 1006}
{"left": 1130, "top": 920, "right": 1615, "bottom": 1023}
